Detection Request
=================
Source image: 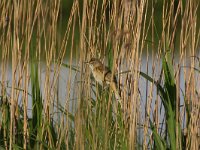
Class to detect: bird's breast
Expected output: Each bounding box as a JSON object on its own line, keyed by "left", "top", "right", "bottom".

{"left": 92, "top": 70, "right": 104, "bottom": 85}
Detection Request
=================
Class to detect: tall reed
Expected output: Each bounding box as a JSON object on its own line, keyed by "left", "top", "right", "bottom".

{"left": 0, "top": 0, "right": 199, "bottom": 149}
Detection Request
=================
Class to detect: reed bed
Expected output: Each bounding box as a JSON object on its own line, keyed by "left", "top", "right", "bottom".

{"left": 0, "top": 0, "right": 199, "bottom": 149}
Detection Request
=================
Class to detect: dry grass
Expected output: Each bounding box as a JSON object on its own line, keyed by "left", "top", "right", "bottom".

{"left": 0, "top": 0, "right": 199, "bottom": 149}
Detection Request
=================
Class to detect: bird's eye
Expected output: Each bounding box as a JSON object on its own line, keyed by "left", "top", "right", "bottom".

{"left": 89, "top": 58, "right": 95, "bottom": 63}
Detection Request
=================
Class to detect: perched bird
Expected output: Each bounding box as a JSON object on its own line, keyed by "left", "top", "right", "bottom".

{"left": 86, "top": 58, "right": 121, "bottom": 100}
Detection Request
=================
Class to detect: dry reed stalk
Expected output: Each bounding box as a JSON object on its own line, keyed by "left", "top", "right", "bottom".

{"left": 0, "top": 1, "right": 12, "bottom": 149}
{"left": 127, "top": 0, "right": 147, "bottom": 148}
{"left": 0, "top": 0, "right": 199, "bottom": 149}
{"left": 10, "top": 0, "right": 20, "bottom": 148}
{"left": 180, "top": 1, "right": 199, "bottom": 149}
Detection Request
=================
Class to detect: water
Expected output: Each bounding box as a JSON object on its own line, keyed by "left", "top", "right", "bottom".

{"left": 0, "top": 55, "right": 199, "bottom": 124}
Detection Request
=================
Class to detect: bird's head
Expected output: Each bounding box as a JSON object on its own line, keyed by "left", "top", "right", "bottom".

{"left": 86, "top": 58, "right": 102, "bottom": 70}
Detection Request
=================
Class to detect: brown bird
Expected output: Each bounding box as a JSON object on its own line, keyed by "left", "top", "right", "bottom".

{"left": 86, "top": 58, "right": 121, "bottom": 99}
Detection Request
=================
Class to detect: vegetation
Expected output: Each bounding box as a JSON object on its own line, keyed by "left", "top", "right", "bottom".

{"left": 0, "top": 0, "right": 199, "bottom": 149}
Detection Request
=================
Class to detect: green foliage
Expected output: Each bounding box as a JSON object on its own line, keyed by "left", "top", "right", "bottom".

{"left": 0, "top": 97, "right": 24, "bottom": 149}
{"left": 0, "top": 98, "right": 10, "bottom": 148}
{"left": 77, "top": 81, "right": 128, "bottom": 149}
{"left": 149, "top": 119, "right": 166, "bottom": 150}
{"left": 0, "top": 62, "right": 64, "bottom": 149}
{"left": 30, "top": 63, "right": 43, "bottom": 148}
{"left": 140, "top": 52, "right": 183, "bottom": 150}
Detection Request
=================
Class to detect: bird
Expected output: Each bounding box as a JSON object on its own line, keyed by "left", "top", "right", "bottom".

{"left": 86, "top": 58, "right": 121, "bottom": 100}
